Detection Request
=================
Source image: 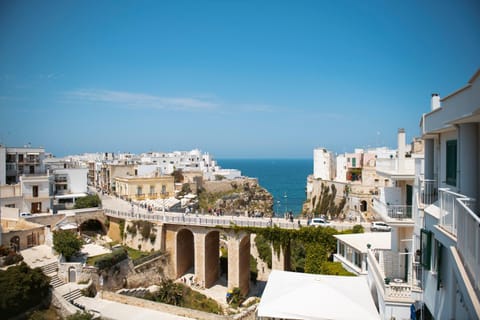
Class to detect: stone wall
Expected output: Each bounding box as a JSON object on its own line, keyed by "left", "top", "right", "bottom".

{"left": 202, "top": 178, "right": 257, "bottom": 194}
{"left": 107, "top": 217, "right": 122, "bottom": 242}
{"left": 123, "top": 221, "right": 163, "bottom": 252}
{"left": 127, "top": 254, "right": 169, "bottom": 288}
{"left": 51, "top": 289, "right": 81, "bottom": 318}
{"left": 101, "top": 291, "right": 228, "bottom": 320}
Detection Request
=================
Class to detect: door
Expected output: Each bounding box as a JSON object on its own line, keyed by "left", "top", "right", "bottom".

{"left": 31, "top": 202, "right": 42, "bottom": 213}
{"left": 406, "top": 184, "right": 413, "bottom": 217}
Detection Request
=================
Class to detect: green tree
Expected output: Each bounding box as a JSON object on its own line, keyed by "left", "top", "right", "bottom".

{"left": 53, "top": 230, "right": 83, "bottom": 261}
{"left": 74, "top": 194, "right": 101, "bottom": 209}
{"left": 0, "top": 263, "right": 50, "bottom": 319}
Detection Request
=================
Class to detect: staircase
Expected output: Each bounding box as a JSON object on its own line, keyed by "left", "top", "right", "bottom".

{"left": 40, "top": 262, "right": 58, "bottom": 275}
{"left": 63, "top": 289, "right": 83, "bottom": 302}
{"left": 40, "top": 261, "right": 84, "bottom": 304}
{"left": 50, "top": 274, "right": 66, "bottom": 288}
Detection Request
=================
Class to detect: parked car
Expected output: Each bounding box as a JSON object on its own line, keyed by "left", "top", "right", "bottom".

{"left": 370, "top": 221, "right": 391, "bottom": 232}
{"left": 310, "top": 218, "right": 331, "bottom": 227}
{"left": 19, "top": 212, "right": 32, "bottom": 217}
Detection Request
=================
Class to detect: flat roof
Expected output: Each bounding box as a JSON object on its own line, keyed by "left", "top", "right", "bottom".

{"left": 334, "top": 232, "right": 391, "bottom": 253}
{"left": 257, "top": 270, "right": 380, "bottom": 320}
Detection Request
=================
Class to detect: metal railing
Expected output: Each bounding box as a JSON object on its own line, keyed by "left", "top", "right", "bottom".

{"left": 438, "top": 188, "right": 475, "bottom": 236}
{"left": 419, "top": 178, "right": 437, "bottom": 206}
{"left": 373, "top": 198, "right": 413, "bottom": 220}
{"left": 456, "top": 197, "right": 479, "bottom": 292}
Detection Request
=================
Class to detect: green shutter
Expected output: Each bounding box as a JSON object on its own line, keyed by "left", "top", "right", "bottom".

{"left": 446, "top": 140, "right": 457, "bottom": 186}
{"left": 421, "top": 229, "right": 432, "bottom": 270}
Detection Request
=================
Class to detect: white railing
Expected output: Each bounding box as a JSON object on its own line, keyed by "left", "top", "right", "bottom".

{"left": 456, "top": 198, "right": 480, "bottom": 292}
{"left": 373, "top": 198, "right": 413, "bottom": 220}
{"left": 104, "top": 208, "right": 299, "bottom": 230}
{"left": 438, "top": 188, "right": 475, "bottom": 236}
{"left": 367, "top": 250, "right": 413, "bottom": 301}
{"left": 419, "top": 178, "right": 437, "bottom": 206}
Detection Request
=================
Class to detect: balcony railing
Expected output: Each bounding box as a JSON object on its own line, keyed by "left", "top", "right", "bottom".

{"left": 455, "top": 197, "right": 479, "bottom": 292}
{"left": 367, "top": 250, "right": 414, "bottom": 301}
{"left": 438, "top": 188, "right": 476, "bottom": 236}
{"left": 419, "top": 178, "right": 437, "bottom": 207}
{"left": 373, "top": 198, "right": 413, "bottom": 220}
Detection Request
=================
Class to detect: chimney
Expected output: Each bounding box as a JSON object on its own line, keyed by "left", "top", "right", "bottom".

{"left": 431, "top": 93, "right": 441, "bottom": 111}
{"left": 398, "top": 128, "right": 406, "bottom": 171}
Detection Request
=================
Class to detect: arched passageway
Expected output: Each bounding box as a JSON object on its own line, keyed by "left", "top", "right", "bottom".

{"left": 360, "top": 200, "right": 367, "bottom": 212}
{"left": 80, "top": 219, "right": 106, "bottom": 236}
{"left": 204, "top": 231, "right": 220, "bottom": 288}
{"left": 176, "top": 228, "right": 195, "bottom": 278}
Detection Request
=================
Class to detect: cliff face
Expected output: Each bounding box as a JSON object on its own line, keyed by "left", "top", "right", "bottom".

{"left": 199, "top": 178, "right": 274, "bottom": 216}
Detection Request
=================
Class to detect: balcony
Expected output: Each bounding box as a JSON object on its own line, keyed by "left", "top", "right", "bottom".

{"left": 372, "top": 197, "right": 413, "bottom": 221}
{"left": 368, "top": 250, "right": 417, "bottom": 302}
{"left": 438, "top": 188, "right": 479, "bottom": 292}
{"left": 418, "top": 178, "right": 437, "bottom": 208}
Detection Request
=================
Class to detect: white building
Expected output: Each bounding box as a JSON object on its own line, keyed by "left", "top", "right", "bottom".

{"left": 0, "top": 145, "right": 46, "bottom": 185}
{"left": 313, "top": 147, "right": 335, "bottom": 180}
{"left": 366, "top": 70, "right": 480, "bottom": 320}
{"left": 418, "top": 70, "right": 480, "bottom": 319}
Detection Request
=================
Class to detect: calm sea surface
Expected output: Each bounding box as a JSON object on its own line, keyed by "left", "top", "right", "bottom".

{"left": 217, "top": 159, "right": 312, "bottom": 216}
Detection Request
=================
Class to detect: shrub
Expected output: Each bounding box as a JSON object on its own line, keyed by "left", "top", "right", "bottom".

{"left": 66, "top": 311, "right": 94, "bottom": 320}
{"left": 53, "top": 230, "right": 83, "bottom": 261}
{"left": 74, "top": 194, "right": 101, "bottom": 209}
{"left": 4, "top": 251, "right": 24, "bottom": 266}
{"left": 94, "top": 248, "right": 128, "bottom": 270}
{"left": 0, "top": 263, "right": 50, "bottom": 318}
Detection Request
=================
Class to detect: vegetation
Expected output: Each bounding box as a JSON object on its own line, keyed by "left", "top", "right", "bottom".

{"left": 246, "top": 225, "right": 357, "bottom": 276}
{"left": 254, "top": 234, "right": 272, "bottom": 269}
{"left": 119, "top": 219, "right": 126, "bottom": 239}
{"left": 227, "top": 287, "right": 244, "bottom": 308}
{"left": 53, "top": 230, "right": 83, "bottom": 261}
{"left": 27, "top": 306, "right": 60, "bottom": 320}
{"left": 145, "top": 279, "right": 222, "bottom": 314}
{"left": 74, "top": 194, "right": 101, "bottom": 209}
{"left": 93, "top": 247, "right": 128, "bottom": 270}
{"left": 0, "top": 245, "right": 24, "bottom": 266}
{"left": 125, "top": 220, "right": 156, "bottom": 242}
{"left": 0, "top": 263, "right": 50, "bottom": 319}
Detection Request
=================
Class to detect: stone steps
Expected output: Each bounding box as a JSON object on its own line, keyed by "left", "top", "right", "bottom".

{"left": 41, "top": 262, "right": 58, "bottom": 275}
{"left": 63, "top": 289, "right": 83, "bottom": 302}
{"left": 50, "top": 274, "right": 65, "bottom": 288}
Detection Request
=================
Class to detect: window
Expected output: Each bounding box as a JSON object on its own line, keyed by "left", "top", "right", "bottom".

{"left": 352, "top": 158, "right": 356, "bottom": 167}
{"left": 32, "top": 185, "right": 39, "bottom": 197}
{"left": 137, "top": 186, "right": 142, "bottom": 195}
{"left": 150, "top": 186, "right": 155, "bottom": 195}
{"left": 446, "top": 140, "right": 457, "bottom": 186}
{"left": 420, "top": 229, "right": 432, "bottom": 270}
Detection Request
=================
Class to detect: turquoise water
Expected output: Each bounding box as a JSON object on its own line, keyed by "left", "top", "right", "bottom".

{"left": 217, "top": 159, "right": 312, "bottom": 216}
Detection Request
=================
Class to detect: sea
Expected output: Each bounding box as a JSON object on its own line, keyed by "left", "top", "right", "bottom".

{"left": 217, "top": 159, "right": 312, "bottom": 217}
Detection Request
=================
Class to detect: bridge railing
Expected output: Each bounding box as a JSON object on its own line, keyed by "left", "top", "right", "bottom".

{"left": 104, "top": 208, "right": 299, "bottom": 229}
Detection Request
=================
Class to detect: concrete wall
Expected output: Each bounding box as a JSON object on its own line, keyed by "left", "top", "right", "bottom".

{"left": 107, "top": 217, "right": 123, "bottom": 242}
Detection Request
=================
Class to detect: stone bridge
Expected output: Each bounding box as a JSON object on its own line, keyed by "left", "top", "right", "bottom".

{"left": 56, "top": 208, "right": 109, "bottom": 233}
{"left": 104, "top": 208, "right": 293, "bottom": 295}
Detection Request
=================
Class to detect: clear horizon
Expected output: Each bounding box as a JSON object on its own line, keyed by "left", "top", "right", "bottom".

{"left": 1, "top": 0, "right": 479, "bottom": 158}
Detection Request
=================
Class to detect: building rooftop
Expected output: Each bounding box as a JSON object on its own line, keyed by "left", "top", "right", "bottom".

{"left": 334, "top": 232, "right": 391, "bottom": 253}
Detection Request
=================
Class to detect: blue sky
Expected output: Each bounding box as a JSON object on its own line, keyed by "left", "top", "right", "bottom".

{"left": 1, "top": 0, "right": 479, "bottom": 158}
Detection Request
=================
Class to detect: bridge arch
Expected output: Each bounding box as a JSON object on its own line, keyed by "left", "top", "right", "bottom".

{"left": 80, "top": 218, "right": 106, "bottom": 236}
{"left": 176, "top": 228, "right": 195, "bottom": 278}
{"left": 204, "top": 230, "right": 220, "bottom": 287}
